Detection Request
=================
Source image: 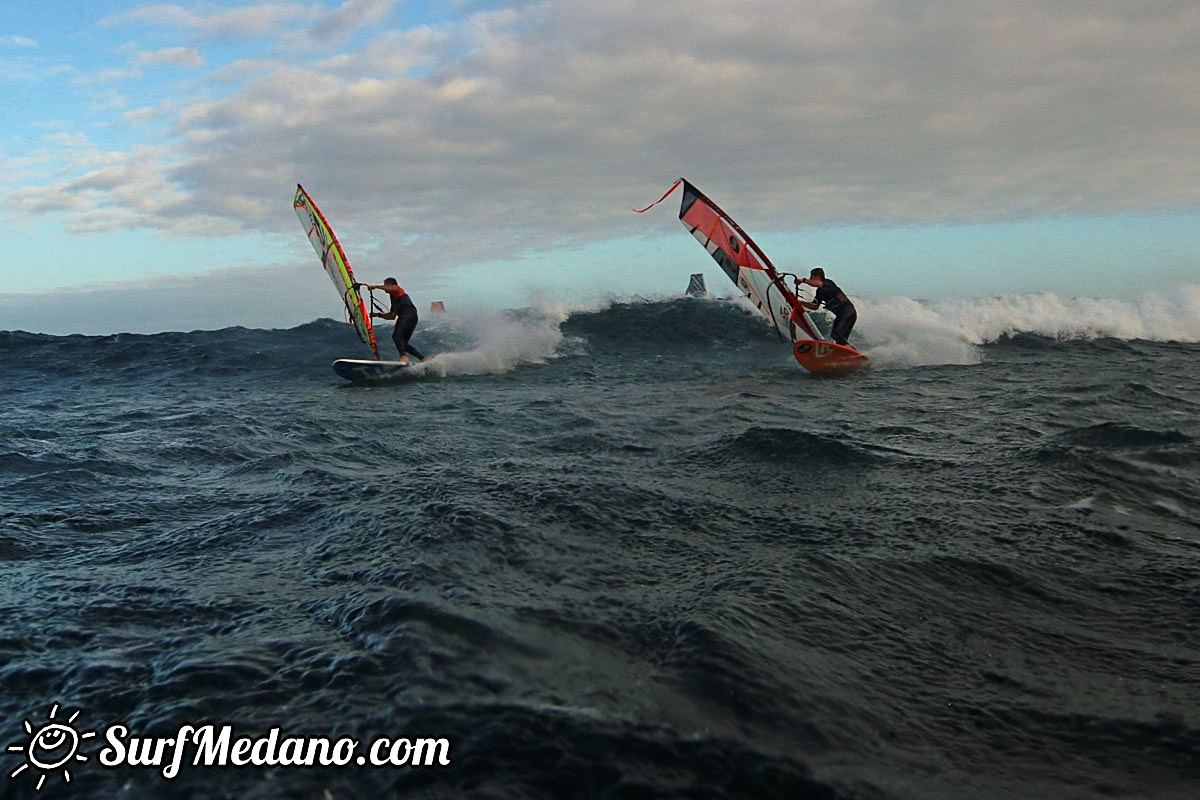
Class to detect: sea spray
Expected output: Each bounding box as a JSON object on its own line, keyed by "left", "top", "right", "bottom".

{"left": 848, "top": 284, "right": 1200, "bottom": 369}
{"left": 853, "top": 296, "right": 982, "bottom": 368}
{"left": 407, "top": 306, "right": 566, "bottom": 378}
{"left": 918, "top": 287, "right": 1200, "bottom": 343}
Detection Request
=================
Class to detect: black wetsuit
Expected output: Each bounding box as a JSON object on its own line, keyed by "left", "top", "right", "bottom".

{"left": 386, "top": 288, "right": 425, "bottom": 361}
{"left": 813, "top": 279, "right": 857, "bottom": 346}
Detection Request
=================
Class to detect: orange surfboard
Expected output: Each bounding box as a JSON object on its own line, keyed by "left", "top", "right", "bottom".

{"left": 793, "top": 340, "right": 869, "bottom": 374}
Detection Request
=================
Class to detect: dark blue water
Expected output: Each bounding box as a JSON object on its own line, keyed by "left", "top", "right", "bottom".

{"left": 2, "top": 297, "right": 1198, "bottom": 799}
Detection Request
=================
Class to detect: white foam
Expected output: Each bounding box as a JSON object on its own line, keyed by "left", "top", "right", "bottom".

{"left": 854, "top": 296, "right": 983, "bottom": 368}
{"left": 413, "top": 306, "right": 565, "bottom": 377}
{"left": 408, "top": 284, "right": 1200, "bottom": 375}
{"left": 853, "top": 283, "right": 1200, "bottom": 368}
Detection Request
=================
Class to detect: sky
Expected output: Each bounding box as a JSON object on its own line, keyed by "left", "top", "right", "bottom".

{"left": 0, "top": 0, "right": 1197, "bottom": 334}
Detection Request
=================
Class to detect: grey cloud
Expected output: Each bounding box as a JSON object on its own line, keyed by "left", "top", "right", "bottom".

{"left": 0, "top": 263, "right": 335, "bottom": 336}
{"left": 16, "top": 0, "right": 1200, "bottom": 273}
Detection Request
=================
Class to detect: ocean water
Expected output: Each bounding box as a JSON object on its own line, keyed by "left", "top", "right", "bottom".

{"left": 1, "top": 291, "right": 1198, "bottom": 800}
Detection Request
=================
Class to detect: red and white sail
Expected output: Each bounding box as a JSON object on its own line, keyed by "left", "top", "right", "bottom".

{"left": 636, "top": 179, "right": 826, "bottom": 344}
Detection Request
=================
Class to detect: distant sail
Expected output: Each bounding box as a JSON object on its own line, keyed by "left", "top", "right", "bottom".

{"left": 686, "top": 273, "right": 706, "bottom": 297}
{"left": 635, "top": 179, "right": 824, "bottom": 342}
{"left": 293, "top": 184, "right": 379, "bottom": 359}
{"left": 430, "top": 301, "right": 446, "bottom": 313}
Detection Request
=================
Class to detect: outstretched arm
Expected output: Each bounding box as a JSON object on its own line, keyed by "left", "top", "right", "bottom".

{"left": 357, "top": 282, "right": 396, "bottom": 318}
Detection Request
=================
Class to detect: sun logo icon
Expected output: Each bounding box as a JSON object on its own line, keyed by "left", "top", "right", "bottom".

{"left": 6, "top": 703, "right": 96, "bottom": 792}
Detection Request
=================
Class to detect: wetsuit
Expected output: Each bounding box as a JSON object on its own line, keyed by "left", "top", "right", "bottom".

{"left": 813, "top": 279, "right": 857, "bottom": 346}
{"left": 384, "top": 286, "right": 425, "bottom": 361}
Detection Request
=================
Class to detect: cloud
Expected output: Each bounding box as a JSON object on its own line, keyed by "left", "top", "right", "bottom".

{"left": 103, "top": 3, "right": 311, "bottom": 41}
{"left": 104, "top": 0, "right": 402, "bottom": 45}
{"left": 72, "top": 67, "right": 142, "bottom": 85}
{"left": 292, "top": 0, "right": 403, "bottom": 46}
{"left": 5, "top": 141, "right": 190, "bottom": 231}
{"left": 0, "top": 262, "right": 334, "bottom": 335}
{"left": 12, "top": 0, "right": 1200, "bottom": 280}
{"left": 136, "top": 46, "right": 205, "bottom": 67}
{"left": 0, "top": 35, "right": 37, "bottom": 48}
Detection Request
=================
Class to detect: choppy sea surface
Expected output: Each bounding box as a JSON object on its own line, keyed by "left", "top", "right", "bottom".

{"left": 2, "top": 291, "right": 1198, "bottom": 799}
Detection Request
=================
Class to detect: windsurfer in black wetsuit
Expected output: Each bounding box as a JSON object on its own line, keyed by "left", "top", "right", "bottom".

{"left": 364, "top": 278, "right": 426, "bottom": 364}
{"left": 797, "top": 268, "right": 858, "bottom": 347}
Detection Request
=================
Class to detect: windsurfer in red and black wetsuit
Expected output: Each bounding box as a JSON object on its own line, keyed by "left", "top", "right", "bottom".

{"left": 364, "top": 278, "right": 426, "bottom": 364}
{"left": 797, "top": 268, "right": 858, "bottom": 347}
